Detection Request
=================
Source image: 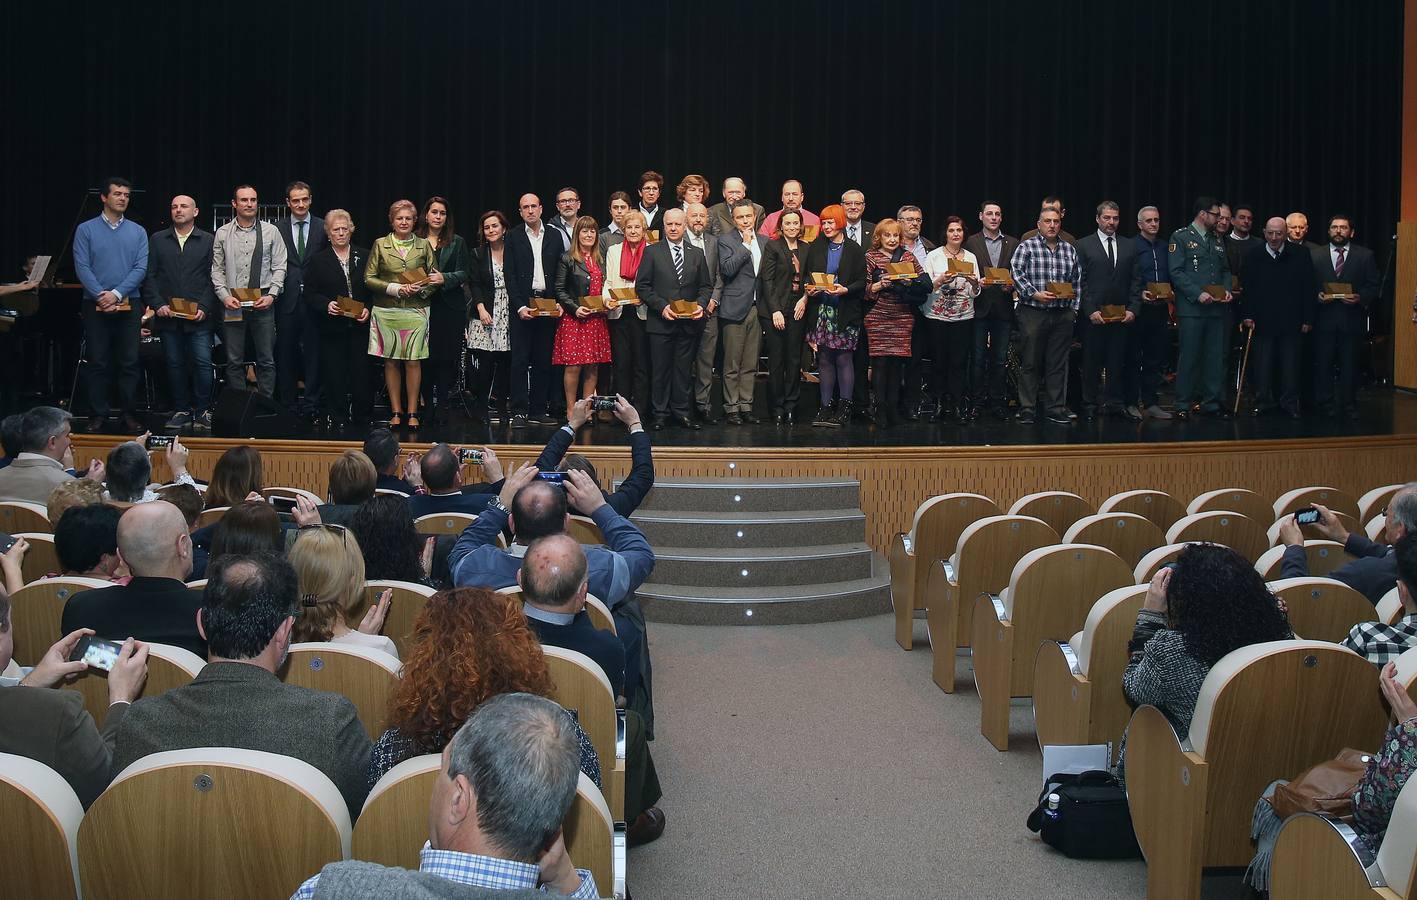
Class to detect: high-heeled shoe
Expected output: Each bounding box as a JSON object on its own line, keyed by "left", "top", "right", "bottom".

{"left": 388, "top": 413, "right": 403, "bottom": 428}
{"left": 407, "top": 413, "right": 421, "bottom": 430}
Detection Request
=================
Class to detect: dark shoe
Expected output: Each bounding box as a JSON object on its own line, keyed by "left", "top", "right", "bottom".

{"left": 697, "top": 408, "right": 720, "bottom": 425}
{"left": 991, "top": 405, "right": 1010, "bottom": 420}
{"left": 674, "top": 416, "right": 701, "bottom": 430}
{"left": 1144, "top": 404, "right": 1173, "bottom": 420}
{"left": 509, "top": 414, "right": 529, "bottom": 426}
{"left": 1287, "top": 408, "right": 1303, "bottom": 420}
{"left": 627, "top": 806, "right": 666, "bottom": 847}
{"left": 651, "top": 416, "right": 668, "bottom": 431}
{"left": 120, "top": 414, "right": 145, "bottom": 434}
{"left": 812, "top": 404, "right": 836, "bottom": 427}
{"left": 1173, "top": 408, "right": 1190, "bottom": 421}
{"left": 1046, "top": 411, "right": 1073, "bottom": 425}
{"left": 902, "top": 406, "right": 920, "bottom": 422}
{"left": 773, "top": 412, "right": 786, "bottom": 424}
{"left": 1016, "top": 409, "right": 1035, "bottom": 424}
{"left": 725, "top": 413, "right": 743, "bottom": 425}
{"left": 194, "top": 410, "right": 213, "bottom": 431}
{"left": 741, "top": 413, "right": 760, "bottom": 424}
{"left": 832, "top": 400, "right": 853, "bottom": 426}
{"left": 930, "top": 405, "right": 948, "bottom": 422}
{"left": 85, "top": 417, "right": 108, "bottom": 433}
{"left": 785, "top": 410, "right": 796, "bottom": 424}
{"left": 166, "top": 411, "right": 194, "bottom": 430}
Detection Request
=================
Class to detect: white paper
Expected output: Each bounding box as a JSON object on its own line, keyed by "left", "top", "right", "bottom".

{"left": 1042, "top": 743, "right": 1110, "bottom": 781}
{"left": 28, "top": 255, "right": 51, "bottom": 285}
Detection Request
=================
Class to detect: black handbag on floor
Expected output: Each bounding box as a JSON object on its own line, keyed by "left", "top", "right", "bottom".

{"left": 1026, "top": 770, "right": 1141, "bottom": 859}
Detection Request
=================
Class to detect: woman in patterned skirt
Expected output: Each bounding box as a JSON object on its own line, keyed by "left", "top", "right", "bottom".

{"left": 364, "top": 199, "right": 437, "bottom": 429}
{"left": 467, "top": 210, "right": 515, "bottom": 423}
{"left": 552, "top": 216, "right": 612, "bottom": 422}
{"left": 803, "top": 204, "right": 867, "bottom": 427}
{"left": 864, "top": 218, "right": 930, "bottom": 428}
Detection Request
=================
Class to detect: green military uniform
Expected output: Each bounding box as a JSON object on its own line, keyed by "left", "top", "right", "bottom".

{"left": 1167, "top": 222, "right": 1232, "bottom": 414}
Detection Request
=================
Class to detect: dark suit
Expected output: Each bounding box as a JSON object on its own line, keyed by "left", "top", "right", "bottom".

{"left": 1239, "top": 242, "right": 1318, "bottom": 414}
{"left": 843, "top": 219, "right": 874, "bottom": 248}
{"left": 963, "top": 231, "right": 1019, "bottom": 409}
{"left": 635, "top": 239, "right": 712, "bottom": 419}
{"left": 1280, "top": 533, "right": 1398, "bottom": 606}
{"left": 60, "top": 577, "right": 206, "bottom": 659}
{"left": 302, "top": 244, "right": 373, "bottom": 424}
{"left": 0, "top": 685, "right": 127, "bottom": 808}
{"left": 141, "top": 226, "right": 219, "bottom": 415}
{"left": 760, "top": 237, "right": 812, "bottom": 415}
{"left": 1076, "top": 231, "right": 1140, "bottom": 413}
{"left": 111, "top": 661, "right": 372, "bottom": 819}
{"left": 275, "top": 215, "right": 326, "bottom": 408}
{"left": 525, "top": 608, "right": 626, "bottom": 699}
{"left": 505, "top": 225, "right": 566, "bottom": 417}
{"left": 408, "top": 487, "right": 498, "bottom": 519}
{"left": 1310, "top": 241, "right": 1379, "bottom": 413}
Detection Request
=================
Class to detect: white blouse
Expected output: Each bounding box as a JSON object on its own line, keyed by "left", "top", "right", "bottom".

{"left": 923, "top": 246, "right": 982, "bottom": 322}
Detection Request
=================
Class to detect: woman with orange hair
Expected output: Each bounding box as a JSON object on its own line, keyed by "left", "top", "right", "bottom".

{"left": 802, "top": 204, "right": 867, "bottom": 426}
{"left": 367, "top": 587, "right": 601, "bottom": 787}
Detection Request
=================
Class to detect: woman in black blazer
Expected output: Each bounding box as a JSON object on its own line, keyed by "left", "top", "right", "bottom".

{"left": 465, "top": 211, "right": 518, "bottom": 423}
{"left": 416, "top": 196, "right": 471, "bottom": 424}
{"left": 759, "top": 210, "right": 813, "bottom": 423}
{"left": 303, "top": 209, "right": 372, "bottom": 427}
{"left": 552, "top": 216, "right": 612, "bottom": 422}
{"left": 801, "top": 205, "right": 867, "bottom": 426}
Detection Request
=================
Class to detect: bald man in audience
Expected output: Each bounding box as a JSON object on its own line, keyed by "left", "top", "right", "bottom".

{"left": 520, "top": 534, "right": 626, "bottom": 698}
{"left": 59, "top": 501, "right": 206, "bottom": 657}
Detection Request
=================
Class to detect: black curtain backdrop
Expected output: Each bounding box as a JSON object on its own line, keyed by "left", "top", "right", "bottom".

{"left": 1, "top": 1, "right": 1402, "bottom": 283}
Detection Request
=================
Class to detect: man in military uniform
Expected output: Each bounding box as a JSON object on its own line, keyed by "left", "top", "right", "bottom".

{"left": 1168, "top": 196, "right": 1233, "bottom": 419}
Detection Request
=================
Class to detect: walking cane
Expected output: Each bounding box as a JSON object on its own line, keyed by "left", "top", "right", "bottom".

{"left": 1233, "top": 322, "right": 1254, "bottom": 415}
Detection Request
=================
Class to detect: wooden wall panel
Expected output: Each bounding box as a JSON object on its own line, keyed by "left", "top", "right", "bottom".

{"left": 1396, "top": 221, "right": 1417, "bottom": 390}
{"left": 73, "top": 434, "right": 1417, "bottom": 553}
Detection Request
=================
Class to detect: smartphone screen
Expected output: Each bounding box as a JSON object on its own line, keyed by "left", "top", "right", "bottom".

{"left": 145, "top": 435, "right": 174, "bottom": 451}
{"left": 269, "top": 496, "right": 298, "bottom": 514}
{"left": 537, "top": 472, "right": 565, "bottom": 485}
{"left": 1295, "top": 507, "right": 1321, "bottom": 526}
{"left": 70, "top": 636, "right": 123, "bottom": 672}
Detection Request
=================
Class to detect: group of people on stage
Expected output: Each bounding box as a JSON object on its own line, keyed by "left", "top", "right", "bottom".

{"left": 68, "top": 174, "right": 1384, "bottom": 434}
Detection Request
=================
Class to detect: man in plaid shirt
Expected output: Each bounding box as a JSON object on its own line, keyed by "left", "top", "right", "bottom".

{"left": 1341, "top": 532, "right": 1417, "bottom": 666}
{"left": 1010, "top": 207, "right": 1082, "bottom": 425}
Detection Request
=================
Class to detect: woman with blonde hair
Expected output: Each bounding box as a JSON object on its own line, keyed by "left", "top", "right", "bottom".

{"left": 553, "top": 215, "right": 612, "bottom": 420}
{"left": 365, "top": 199, "right": 438, "bottom": 429}
{"left": 602, "top": 209, "right": 651, "bottom": 409}
{"left": 288, "top": 523, "right": 395, "bottom": 658}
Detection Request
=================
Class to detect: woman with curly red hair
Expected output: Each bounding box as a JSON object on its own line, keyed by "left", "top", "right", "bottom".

{"left": 366, "top": 587, "right": 601, "bottom": 788}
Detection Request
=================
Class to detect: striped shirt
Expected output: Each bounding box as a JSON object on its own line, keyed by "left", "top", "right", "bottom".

{"left": 1011, "top": 234, "right": 1082, "bottom": 310}
{"left": 291, "top": 842, "right": 599, "bottom": 898}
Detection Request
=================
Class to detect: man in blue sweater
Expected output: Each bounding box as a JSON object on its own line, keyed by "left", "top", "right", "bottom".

{"left": 73, "top": 177, "right": 149, "bottom": 433}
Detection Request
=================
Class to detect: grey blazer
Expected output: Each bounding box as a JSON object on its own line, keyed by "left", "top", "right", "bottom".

{"left": 0, "top": 455, "right": 72, "bottom": 504}
{"left": 0, "top": 685, "right": 126, "bottom": 808}
{"left": 688, "top": 233, "right": 724, "bottom": 304}
{"left": 110, "top": 661, "right": 372, "bottom": 818}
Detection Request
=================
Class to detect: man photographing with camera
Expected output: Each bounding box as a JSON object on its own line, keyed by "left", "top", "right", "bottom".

{"left": 535, "top": 394, "right": 655, "bottom": 518}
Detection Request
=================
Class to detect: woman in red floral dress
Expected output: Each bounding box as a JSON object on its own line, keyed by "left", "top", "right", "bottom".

{"left": 552, "top": 216, "right": 612, "bottom": 422}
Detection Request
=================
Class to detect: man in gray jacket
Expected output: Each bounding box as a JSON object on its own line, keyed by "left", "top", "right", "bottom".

{"left": 110, "top": 551, "right": 370, "bottom": 818}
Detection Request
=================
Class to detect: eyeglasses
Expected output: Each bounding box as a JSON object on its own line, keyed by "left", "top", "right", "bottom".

{"left": 1206, "top": 209, "right": 1221, "bottom": 217}
{"left": 298, "top": 523, "right": 349, "bottom": 546}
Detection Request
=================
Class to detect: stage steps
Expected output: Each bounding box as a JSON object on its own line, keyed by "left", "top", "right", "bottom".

{"left": 626, "top": 477, "right": 890, "bottom": 625}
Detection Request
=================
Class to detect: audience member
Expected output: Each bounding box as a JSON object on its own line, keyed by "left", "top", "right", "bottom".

{"left": 0, "top": 407, "right": 102, "bottom": 504}
{"left": 0, "top": 413, "right": 21, "bottom": 468}
{"left": 1340, "top": 532, "right": 1417, "bottom": 664}
{"left": 318, "top": 450, "right": 378, "bottom": 527}
{"left": 520, "top": 535, "right": 626, "bottom": 698}
{"left": 363, "top": 427, "right": 416, "bottom": 494}
{"left": 289, "top": 524, "right": 396, "bottom": 658}
{"left": 408, "top": 444, "right": 504, "bottom": 518}
{"left": 1279, "top": 483, "right": 1415, "bottom": 604}
{"left": 1116, "top": 544, "right": 1291, "bottom": 783}
{"left": 110, "top": 552, "right": 372, "bottom": 819}
{"left": 536, "top": 397, "right": 653, "bottom": 518}
{"left": 295, "top": 693, "right": 601, "bottom": 899}
{"left": 1351, "top": 662, "right": 1417, "bottom": 860}
{"left": 1, "top": 536, "right": 27, "bottom": 594}
{"left": 46, "top": 477, "right": 105, "bottom": 528}
{"left": 204, "top": 445, "right": 263, "bottom": 509}
{"left": 209, "top": 500, "right": 284, "bottom": 560}
{"left": 104, "top": 435, "right": 196, "bottom": 505}
{"left": 157, "top": 482, "right": 207, "bottom": 579}
{"left": 54, "top": 503, "right": 124, "bottom": 581}
{"left": 0, "top": 601, "right": 148, "bottom": 808}
{"left": 60, "top": 501, "right": 202, "bottom": 654}
{"left": 350, "top": 495, "right": 437, "bottom": 587}
{"left": 367, "top": 588, "right": 601, "bottom": 791}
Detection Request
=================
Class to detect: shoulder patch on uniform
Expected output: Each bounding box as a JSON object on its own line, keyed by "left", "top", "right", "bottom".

{"left": 1168, "top": 243, "right": 1176, "bottom": 253}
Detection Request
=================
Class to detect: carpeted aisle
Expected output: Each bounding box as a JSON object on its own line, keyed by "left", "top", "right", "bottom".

{"left": 628, "top": 614, "right": 1252, "bottom": 900}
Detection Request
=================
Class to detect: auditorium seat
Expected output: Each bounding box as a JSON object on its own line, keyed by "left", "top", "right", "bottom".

{"left": 355, "top": 755, "right": 625, "bottom": 897}
{"left": 1186, "top": 488, "right": 1273, "bottom": 528}
{"left": 1097, "top": 489, "right": 1186, "bottom": 532}
{"left": 281, "top": 643, "right": 402, "bottom": 739}
{"left": 1165, "top": 512, "right": 1269, "bottom": 562}
{"left": 260, "top": 486, "right": 323, "bottom": 507}
{"left": 1267, "top": 577, "right": 1375, "bottom": 643}
{"left": 0, "top": 752, "right": 83, "bottom": 900}
{"left": 1133, "top": 543, "right": 1209, "bottom": 584}
{"left": 195, "top": 506, "right": 229, "bottom": 529}
{"left": 1032, "top": 583, "right": 1148, "bottom": 765}
{"left": 497, "top": 585, "right": 617, "bottom": 634}
{"left": 925, "top": 515, "right": 1057, "bottom": 693}
{"left": 1062, "top": 513, "right": 1165, "bottom": 568}
{"left": 1273, "top": 486, "right": 1361, "bottom": 522}
{"left": 1357, "top": 483, "right": 1404, "bottom": 525}
{"left": 373, "top": 487, "right": 410, "bottom": 498}
{"left": 363, "top": 580, "right": 435, "bottom": 659}
{"left": 1270, "top": 778, "right": 1417, "bottom": 899}
{"left": 972, "top": 544, "right": 1133, "bottom": 750}
{"left": 63, "top": 642, "right": 204, "bottom": 725}
{"left": 541, "top": 645, "right": 627, "bottom": 821}
{"left": 1268, "top": 511, "right": 1358, "bottom": 545}
{"left": 1125, "top": 640, "right": 1386, "bottom": 900}
{"left": 1398, "top": 646, "right": 1417, "bottom": 705}
{"left": 1377, "top": 588, "right": 1404, "bottom": 626}
{"left": 79, "top": 748, "right": 351, "bottom": 900}
{"left": 0, "top": 500, "right": 51, "bottom": 534}
{"left": 1007, "top": 491, "right": 1094, "bottom": 538}
{"left": 185, "top": 578, "right": 206, "bottom": 602}
{"left": 17, "top": 532, "right": 59, "bottom": 585}
{"left": 413, "top": 512, "right": 476, "bottom": 537}
{"left": 1253, "top": 540, "right": 1346, "bottom": 580}
{"left": 567, "top": 514, "right": 607, "bottom": 545}
{"left": 8, "top": 576, "right": 110, "bottom": 666}
{"left": 887, "top": 493, "right": 999, "bottom": 651}
{"left": 1368, "top": 515, "right": 1387, "bottom": 542}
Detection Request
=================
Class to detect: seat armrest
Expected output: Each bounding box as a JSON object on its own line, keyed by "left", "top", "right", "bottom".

{"left": 615, "top": 708, "right": 627, "bottom": 762}
{"left": 612, "top": 822, "right": 628, "bottom": 899}
{"left": 987, "top": 591, "right": 1006, "bottom": 622}
{"left": 899, "top": 532, "right": 913, "bottom": 555}
{"left": 942, "top": 559, "right": 955, "bottom": 582}
{"left": 1057, "top": 641, "right": 1081, "bottom": 676}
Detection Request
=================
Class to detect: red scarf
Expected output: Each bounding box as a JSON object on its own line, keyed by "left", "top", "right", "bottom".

{"left": 619, "top": 240, "right": 646, "bottom": 281}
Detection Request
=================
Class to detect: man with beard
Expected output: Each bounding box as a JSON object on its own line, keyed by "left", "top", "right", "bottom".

{"left": 1310, "top": 215, "right": 1380, "bottom": 418}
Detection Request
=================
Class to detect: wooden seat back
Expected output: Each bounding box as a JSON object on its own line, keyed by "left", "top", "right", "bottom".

{"left": 1267, "top": 577, "right": 1377, "bottom": 643}
{"left": 1134, "top": 543, "right": 1192, "bottom": 584}
{"left": 8, "top": 577, "right": 110, "bottom": 667}
{"left": 17, "top": 533, "right": 60, "bottom": 586}
{"left": 1271, "top": 791, "right": 1417, "bottom": 899}
{"left": 1377, "top": 587, "right": 1405, "bottom": 626}
{"left": 1187, "top": 488, "right": 1273, "bottom": 527}
{"left": 1166, "top": 511, "right": 1269, "bottom": 562}
{"left": 413, "top": 512, "right": 476, "bottom": 537}
{"left": 0, "top": 500, "right": 51, "bottom": 534}
{"left": 1274, "top": 486, "right": 1361, "bottom": 522}
{"left": 1253, "top": 540, "right": 1347, "bottom": 581}
{"left": 373, "top": 487, "right": 410, "bottom": 498}
{"left": 281, "top": 643, "right": 402, "bottom": 739}
{"left": 1008, "top": 491, "right": 1094, "bottom": 538}
{"left": 1396, "top": 645, "right": 1417, "bottom": 707}
{"left": 1062, "top": 513, "right": 1165, "bottom": 568}
{"left": 888, "top": 493, "right": 999, "bottom": 649}
{"left": 260, "top": 486, "right": 323, "bottom": 506}
{"left": 363, "top": 580, "right": 436, "bottom": 659}
{"left": 542, "top": 646, "right": 626, "bottom": 821}
{"left": 78, "top": 748, "right": 351, "bottom": 900}
{"left": 1268, "top": 512, "right": 1358, "bottom": 545}
{"left": 567, "top": 514, "right": 606, "bottom": 545}
{"left": 0, "top": 753, "right": 83, "bottom": 900}
{"left": 63, "top": 643, "right": 204, "bottom": 725}
{"left": 1358, "top": 483, "right": 1405, "bottom": 525}
{"left": 1097, "top": 489, "right": 1186, "bottom": 531}
{"left": 195, "top": 506, "right": 229, "bottom": 529}
{"left": 1368, "top": 515, "right": 1387, "bottom": 542}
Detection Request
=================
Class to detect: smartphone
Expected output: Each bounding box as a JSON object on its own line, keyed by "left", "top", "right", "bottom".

{"left": 145, "top": 434, "right": 174, "bottom": 451}
{"left": 268, "top": 495, "right": 299, "bottom": 514}
{"left": 0, "top": 534, "right": 15, "bottom": 554}
{"left": 590, "top": 395, "right": 617, "bottom": 412}
{"left": 458, "top": 448, "right": 483, "bottom": 465}
{"left": 1295, "top": 506, "right": 1321, "bottom": 526}
{"left": 537, "top": 472, "right": 565, "bottom": 485}
{"left": 69, "top": 636, "right": 124, "bottom": 672}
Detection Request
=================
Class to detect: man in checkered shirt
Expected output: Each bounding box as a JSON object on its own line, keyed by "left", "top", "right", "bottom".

{"left": 1340, "top": 532, "right": 1417, "bottom": 666}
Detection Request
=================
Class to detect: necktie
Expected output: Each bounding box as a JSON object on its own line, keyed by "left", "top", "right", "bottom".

{"left": 850, "top": 225, "right": 859, "bottom": 244}
{"left": 673, "top": 243, "right": 684, "bottom": 281}
{"left": 297, "top": 221, "right": 306, "bottom": 259}
{"left": 1106, "top": 235, "right": 1115, "bottom": 267}
{"left": 1335, "top": 246, "right": 1346, "bottom": 276}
